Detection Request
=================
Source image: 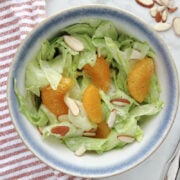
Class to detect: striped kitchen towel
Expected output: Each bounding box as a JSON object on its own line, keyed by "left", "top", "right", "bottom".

{"left": 0, "top": 0, "right": 82, "bottom": 179}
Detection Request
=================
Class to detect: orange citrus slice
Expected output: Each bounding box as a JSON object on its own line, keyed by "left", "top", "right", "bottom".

{"left": 127, "top": 57, "right": 154, "bottom": 103}
{"left": 83, "top": 56, "right": 110, "bottom": 92}
{"left": 41, "top": 77, "right": 74, "bottom": 116}
{"left": 95, "top": 121, "right": 110, "bottom": 138}
{"left": 82, "top": 84, "right": 103, "bottom": 123}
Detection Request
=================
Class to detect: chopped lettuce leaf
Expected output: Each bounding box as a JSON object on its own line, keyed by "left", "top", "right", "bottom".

{"left": 64, "top": 136, "right": 107, "bottom": 153}
{"left": 114, "top": 116, "right": 143, "bottom": 142}
{"left": 39, "top": 58, "right": 62, "bottom": 90}
{"left": 145, "top": 74, "right": 162, "bottom": 103}
{"left": 62, "top": 23, "right": 95, "bottom": 36}
{"left": 37, "top": 40, "right": 55, "bottom": 61}
{"left": 15, "top": 81, "right": 49, "bottom": 126}
{"left": 93, "top": 21, "right": 118, "bottom": 40}
{"left": 25, "top": 58, "right": 49, "bottom": 96}
{"left": 64, "top": 130, "right": 126, "bottom": 154}
{"left": 129, "top": 101, "right": 164, "bottom": 119}
{"left": 105, "top": 37, "right": 129, "bottom": 74}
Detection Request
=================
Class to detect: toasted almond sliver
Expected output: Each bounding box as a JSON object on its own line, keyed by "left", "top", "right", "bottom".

{"left": 168, "top": 7, "right": 178, "bottom": 13}
{"left": 173, "top": 17, "right": 180, "bottom": 36}
{"left": 64, "top": 96, "right": 80, "bottom": 116}
{"left": 83, "top": 132, "right": 96, "bottom": 137}
{"left": 75, "top": 144, "right": 86, "bottom": 156}
{"left": 162, "top": 9, "right": 168, "bottom": 22}
{"left": 154, "top": 22, "right": 172, "bottom": 31}
{"left": 155, "top": 11, "right": 162, "bottom": 22}
{"left": 135, "top": 0, "right": 154, "bottom": 8}
{"left": 64, "top": 35, "right": 84, "bottom": 52}
{"left": 157, "top": 5, "right": 166, "bottom": 12}
{"left": 150, "top": 6, "right": 158, "bottom": 17}
{"left": 154, "top": 0, "right": 163, "bottom": 6}
{"left": 161, "top": 0, "right": 172, "bottom": 7}
{"left": 117, "top": 135, "right": 135, "bottom": 143}
{"left": 107, "top": 109, "right": 117, "bottom": 128}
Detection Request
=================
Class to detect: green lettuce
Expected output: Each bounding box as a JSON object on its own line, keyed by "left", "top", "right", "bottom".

{"left": 64, "top": 130, "right": 125, "bottom": 154}
{"left": 14, "top": 19, "right": 164, "bottom": 155}
{"left": 15, "top": 80, "right": 51, "bottom": 126}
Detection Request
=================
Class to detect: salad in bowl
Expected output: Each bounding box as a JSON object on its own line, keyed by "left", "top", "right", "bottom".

{"left": 8, "top": 5, "right": 179, "bottom": 177}
{"left": 15, "top": 19, "right": 163, "bottom": 156}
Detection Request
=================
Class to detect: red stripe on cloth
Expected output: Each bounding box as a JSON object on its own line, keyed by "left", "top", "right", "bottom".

{"left": 0, "top": 43, "right": 20, "bottom": 53}
{"left": 0, "top": 96, "right": 7, "bottom": 103}
{"left": 0, "top": 62, "right": 12, "bottom": 70}
{"left": 8, "top": 166, "right": 53, "bottom": 180}
{"left": 0, "top": 80, "right": 7, "bottom": 87}
{"left": 0, "top": 0, "right": 75, "bottom": 179}
{"left": 0, "top": 35, "right": 20, "bottom": 45}
{"left": 0, "top": 6, "right": 45, "bottom": 16}
{"left": 0, "top": 147, "right": 28, "bottom": 161}
{"left": 0, "top": 134, "right": 19, "bottom": 145}
{"left": 0, "top": 120, "right": 12, "bottom": 129}
{"left": 0, "top": 72, "right": 9, "bottom": 79}
{"left": 0, "top": 159, "right": 41, "bottom": 176}
{"left": 0, "top": 53, "right": 15, "bottom": 62}
{"left": 0, "top": 1, "right": 45, "bottom": 12}
{"left": 0, "top": 141, "right": 25, "bottom": 154}
{"left": 0, "top": 27, "right": 20, "bottom": 37}
{"left": 0, "top": 112, "right": 10, "bottom": 119}
{"left": 0, "top": 153, "right": 35, "bottom": 168}
{"left": 0, "top": 128, "right": 17, "bottom": 137}
{"left": 0, "top": 105, "right": 8, "bottom": 112}
{"left": 0, "top": 18, "right": 19, "bottom": 29}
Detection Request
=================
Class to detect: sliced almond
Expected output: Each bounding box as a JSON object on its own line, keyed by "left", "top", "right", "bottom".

{"left": 155, "top": 11, "right": 162, "bottom": 22}
{"left": 64, "top": 96, "right": 80, "bottom": 116}
{"left": 117, "top": 135, "right": 135, "bottom": 143}
{"left": 154, "top": 0, "right": 163, "bottom": 6}
{"left": 150, "top": 6, "right": 158, "bottom": 17}
{"left": 162, "top": 9, "right": 168, "bottom": 22}
{"left": 110, "top": 98, "right": 130, "bottom": 107}
{"left": 83, "top": 132, "right": 96, "bottom": 137}
{"left": 75, "top": 144, "right": 86, "bottom": 156}
{"left": 58, "top": 114, "right": 69, "bottom": 122}
{"left": 154, "top": 22, "right": 171, "bottom": 31}
{"left": 160, "top": 0, "right": 171, "bottom": 6}
{"left": 107, "top": 109, "right": 117, "bottom": 128}
{"left": 64, "top": 35, "right": 84, "bottom": 52}
{"left": 157, "top": 5, "right": 166, "bottom": 12}
{"left": 136, "top": 0, "right": 154, "bottom": 8}
{"left": 173, "top": 17, "right": 180, "bottom": 36}
{"left": 168, "top": 7, "right": 178, "bottom": 13}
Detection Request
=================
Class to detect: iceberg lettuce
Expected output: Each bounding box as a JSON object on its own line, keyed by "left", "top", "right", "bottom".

{"left": 15, "top": 19, "right": 163, "bottom": 155}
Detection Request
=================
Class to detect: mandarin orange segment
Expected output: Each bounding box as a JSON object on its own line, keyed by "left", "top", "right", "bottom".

{"left": 83, "top": 56, "right": 110, "bottom": 92}
{"left": 41, "top": 77, "right": 74, "bottom": 116}
{"left": 127, "top": 57, "right": 154, "bottom": 103}
{"left": 82, "top": 84, "right": 103, "bottom": 123}
{"left": 95, "top": 121, "right": 110, "bottom": 138}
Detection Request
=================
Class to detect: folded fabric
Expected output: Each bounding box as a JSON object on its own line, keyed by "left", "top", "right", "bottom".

{"left": 0, "top": 0, "right": 78, "bottom": 179}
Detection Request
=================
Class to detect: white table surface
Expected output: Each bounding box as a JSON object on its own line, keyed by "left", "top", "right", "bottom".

{"left": 46, "top": 1, "right": 180, "bottom": 180}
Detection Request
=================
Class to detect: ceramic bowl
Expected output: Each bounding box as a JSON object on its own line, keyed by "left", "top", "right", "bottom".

{"left": 7, "top": 5, "right": 179, "bottom": 178}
